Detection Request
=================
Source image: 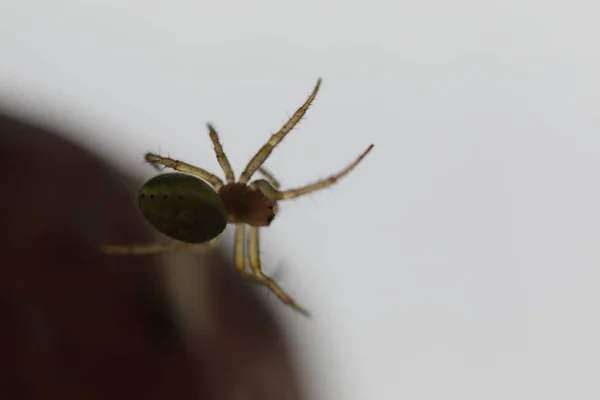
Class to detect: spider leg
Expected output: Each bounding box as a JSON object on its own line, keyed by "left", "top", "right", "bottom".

{"left": 247, "top": 227, "right": 310, "bottom": 317}
{"left": 101, "top": 237, "right": 219, "bottom": 255}
{"left": 238, "top": 79, "right": 322, "bottom": 184}
{"left": 101, "top": 241, "right": 184, "bottom": 255}
{"left": 257, "top": 166, "right": 281, "bottom": 189}
{"left": 256, "top": 144, "right": 374, "bottom": 201}
{"left": 234, "top": 224, "right": 267, "bottom": 283}
{"left": 184, "top": 237, "right": 220, "bottom": 253}
{"left": 145, "top": 153, "right": 224, "bottom": 191}
{"left": 207, "top": 124, "right": 235, "bottom": 184}
{"left": 234, "top": 223, "right": 249, "bottom": 274}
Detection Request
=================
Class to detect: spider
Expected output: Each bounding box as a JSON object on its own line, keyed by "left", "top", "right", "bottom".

{"left": 102, "top": 78, "right": 374, "bottom": 316}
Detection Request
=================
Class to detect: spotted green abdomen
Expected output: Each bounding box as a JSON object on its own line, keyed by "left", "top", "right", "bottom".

{"left": 139, "top": 173, "right": 227, "bottom": 243}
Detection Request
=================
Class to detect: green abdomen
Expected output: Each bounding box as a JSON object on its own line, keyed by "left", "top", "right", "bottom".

{"left": 138, "top": 173, "right": 227, "bottom": 243}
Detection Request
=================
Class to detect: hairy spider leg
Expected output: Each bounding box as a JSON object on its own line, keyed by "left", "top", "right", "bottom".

{"left": 145, "top": 153, "right": 224, "bottom": 191}
{"left": 237, "top": 78, "right": 322, "bottom": 184}
{"left": 253, "top": 144, "right": 374, "bottom": 201}
{"left": 257, "top": 167, "right": 281, "bottom": 189}
{"left": 233, "top": 224, "right": 309, "bottom": 316}
{"left": 101, "top": 237, "right": 219, "bottom": 255}
{"left": 247, "top": 226, "right": 309, "bottom": 316}
{"left": 233, "top": 224, "right": 269, "bottom": 284}
{"left": 207, "top": 123, "right": 235, "bottom": 184}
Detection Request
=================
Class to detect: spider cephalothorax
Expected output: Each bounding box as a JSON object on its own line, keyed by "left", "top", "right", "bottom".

{"left": 102, "top": 78, "right": 374, "bottom": 316}
{"left": 218, "top": 183, "right": 277, "bottom": 227}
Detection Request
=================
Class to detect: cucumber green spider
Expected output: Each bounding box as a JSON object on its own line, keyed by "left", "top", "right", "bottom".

{"left": 102, "top": 79, "right": 374, "bottom": 316}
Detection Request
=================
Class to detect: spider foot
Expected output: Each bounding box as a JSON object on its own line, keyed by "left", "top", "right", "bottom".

{"left": 241, "top": 272, "right": 310, "bottom": 317}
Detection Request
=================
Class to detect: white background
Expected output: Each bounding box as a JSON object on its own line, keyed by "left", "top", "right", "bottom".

{"left": 2, "top": 1, "right": 600, "bottom": 399}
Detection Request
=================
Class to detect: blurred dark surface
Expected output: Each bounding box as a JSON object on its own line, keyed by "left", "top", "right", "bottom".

{"left": 0, "top": 108, "right": 304, "bottom": 399}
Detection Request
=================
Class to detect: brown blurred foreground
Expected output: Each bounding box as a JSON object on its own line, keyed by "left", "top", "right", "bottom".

{"left": 0, "top": 108, "right": 304, "bottom": 399}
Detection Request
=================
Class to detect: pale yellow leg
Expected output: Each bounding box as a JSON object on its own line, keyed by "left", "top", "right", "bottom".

{"left": 234, "top": 224, "right": 248, "bottom": 274}
{"left": 238, "top": 79, "right": 322, "bottom": 184}
{"left": 101, "top": 237, "right": 218, "bottom": 256}
{"left": 255, "top": 144, "right": 374, "bottom": 201}
{"left": 101, "top": 241, "right": 185, "bottom": 255}
{"left": 207, "top": 124, "right": 235, "bottom": 184}
{"left": 145, "top": 153, "right": 224, "bottom": 191}
{"left": 184, "top": 237, "right": 220, "bottom": 253}
{"left": 233, "top": 224, "right": 265, "bottom": 285}
{"left": 247, "top": 227, "right": 309, "bottom": 317}
{"left": 257, "top": 167, "right": 280, "bottom": 189}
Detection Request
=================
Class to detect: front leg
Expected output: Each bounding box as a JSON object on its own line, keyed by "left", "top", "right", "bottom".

{"left": 145, "top": 153, "right": 224, "bottom": 191}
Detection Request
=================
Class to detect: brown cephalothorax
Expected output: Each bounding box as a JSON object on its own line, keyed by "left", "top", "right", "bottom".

{"left": 219, "top": 183, "right": 276, "bottom": 227}
{"left": 101, "top": 78, "right": 374, "bottom": 317}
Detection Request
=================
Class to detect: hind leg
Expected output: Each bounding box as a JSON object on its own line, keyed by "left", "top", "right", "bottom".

{"left": 101, "top": 237, "right": 218, "bottom": 255}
